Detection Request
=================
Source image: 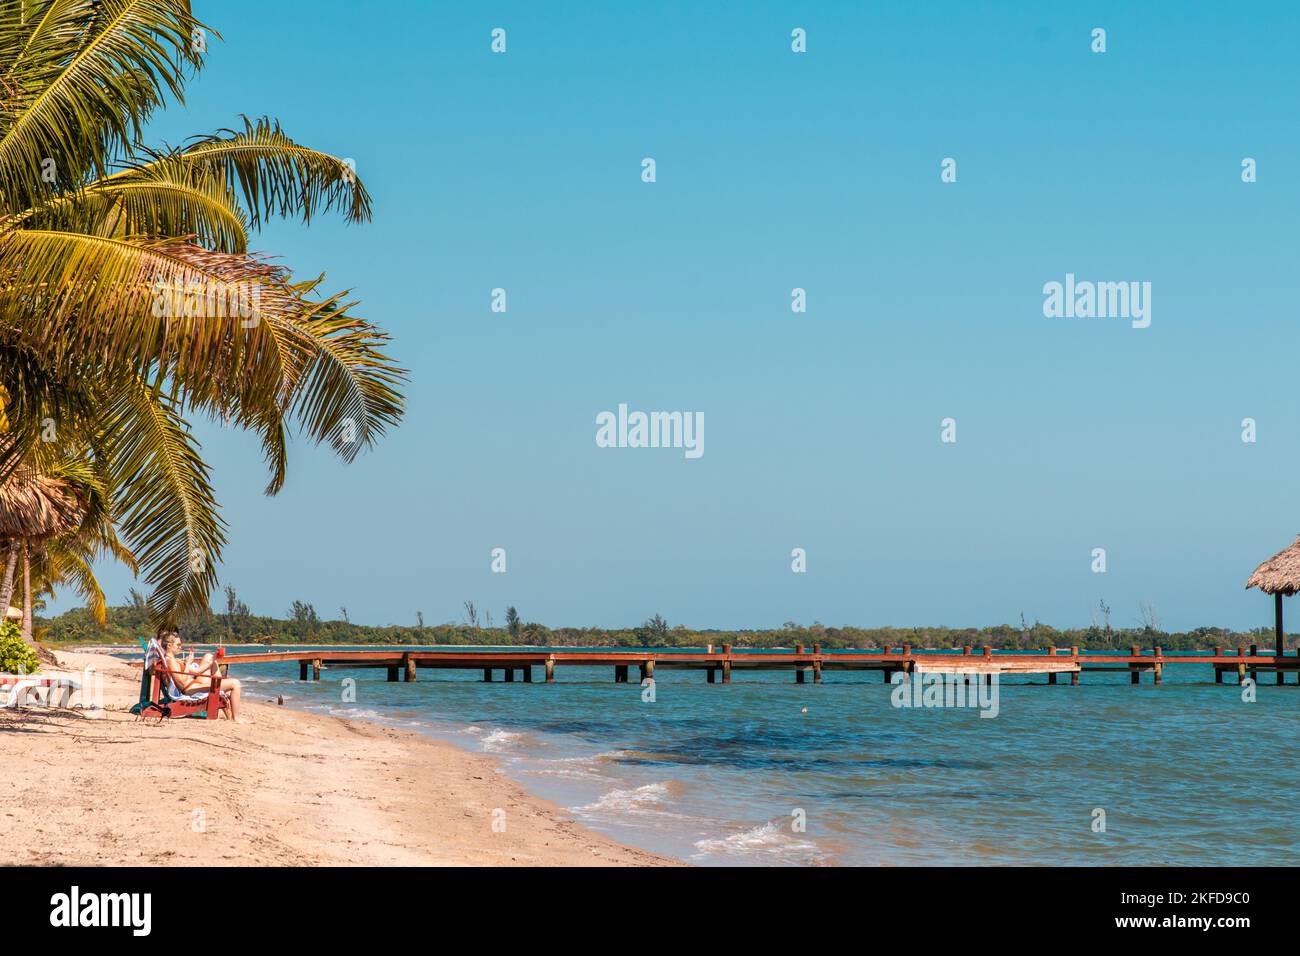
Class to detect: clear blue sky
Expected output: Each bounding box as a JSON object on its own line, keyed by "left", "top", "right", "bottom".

{"left": 58, "top": 1, "right": 1300, "bottom": 632}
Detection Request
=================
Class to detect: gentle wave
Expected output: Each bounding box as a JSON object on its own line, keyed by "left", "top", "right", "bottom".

{"left": 480, "top": 728, "right": 524, "bottom": 752}
{"left": 573, "top": 781, "right": 682, "bottom": 814}
{"left": 519, "top": 750, "right": 632, "bottom": 781}
{"left": 692, "top": 821, "right": 827, "bottom": 863}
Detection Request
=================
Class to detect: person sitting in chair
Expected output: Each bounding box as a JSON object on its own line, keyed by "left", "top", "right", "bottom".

{"left": 157, "top": 629, "right": 243, "bottom": 721}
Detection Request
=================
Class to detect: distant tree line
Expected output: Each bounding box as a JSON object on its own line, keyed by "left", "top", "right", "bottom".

{"left": 33, "top": 592, "right": 1296, "bottom": 652}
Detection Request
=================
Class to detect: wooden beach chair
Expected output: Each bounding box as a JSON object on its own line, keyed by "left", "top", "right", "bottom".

{"left": 136, "top": 651, "right": 226, "bottom": 722}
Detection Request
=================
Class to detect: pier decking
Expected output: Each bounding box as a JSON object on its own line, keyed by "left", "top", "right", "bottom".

{"left": 218, "top": 643, "right": 1300, "bottom": 686}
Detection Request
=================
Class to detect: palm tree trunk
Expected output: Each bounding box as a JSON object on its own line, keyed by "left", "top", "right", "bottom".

{"left": 21, "top": 541, "right": 33, "bottom": 647}
{"left": 0, "top": 540, "right": 17, "bottom": 616}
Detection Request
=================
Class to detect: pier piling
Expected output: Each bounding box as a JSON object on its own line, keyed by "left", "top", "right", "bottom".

{"left": 1277, "top": 593, "right": 1286, "bottom": 685}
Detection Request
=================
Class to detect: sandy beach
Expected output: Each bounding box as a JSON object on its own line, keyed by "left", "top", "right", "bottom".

{"left": 0, "top": 650, "right": 673, "bottom": 866}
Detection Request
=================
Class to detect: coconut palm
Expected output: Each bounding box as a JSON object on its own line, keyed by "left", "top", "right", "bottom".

{"left": 0, "top": 2, "right": 405, "bottom": 625}
{"left": 0, "top": 463, "right": 81, "bottom": 645}
{"left": 23, "top": 451, "right": 137, "bottom": 636}
{"left": 0, "top": 466, "right": 83, "bottom": 606}
{"left": 0, "top": 447, "right": 137, "bottom": 647}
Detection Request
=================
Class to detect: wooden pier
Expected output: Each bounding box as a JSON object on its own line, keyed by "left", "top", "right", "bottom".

{"left": 217, "top": 643, "right": 1300, "bottom": 686}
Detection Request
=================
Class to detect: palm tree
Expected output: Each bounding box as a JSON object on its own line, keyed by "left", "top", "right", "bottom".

{"left": 26, "top": 453, "right": 138, "bottom": 633}
{"left": 0, "top": 463, "right": 82, "bottom": 647}
{"left": 0, "top": 448, "right": 137, "bottom": 649}
{"left": 0, "top": 2, "right": 405, "bottom": 626}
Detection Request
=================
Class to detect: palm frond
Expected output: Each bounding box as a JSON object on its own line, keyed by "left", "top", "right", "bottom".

{"left": 150, "top": 116, "right": 370, "bottom": 228}
{"left": 18, "top": 155, "right": 249, "bottom": 251}
{"left": 32, "top": 546, "right": 107, "bottom": 626}
{"left": 0, "top": 341, "right": 95, "bottom": 482}
{"left": 99, "top": 373, "right": 224, "bottom": 626}
{"left": 0, "top": 229, "right": 289, "bottom": 402}
{"left": 129, "top": 245, "right": 405, "bottom": 477}
{"left": 0, "top": 0, "right": 208, "bottom": 214}
{"left": 277, "top": 288, "right": 406, "bottom": 461}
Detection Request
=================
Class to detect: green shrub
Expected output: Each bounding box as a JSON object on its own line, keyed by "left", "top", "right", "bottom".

{"left": 0, "top": 620, "right": 39, "bottom": 674}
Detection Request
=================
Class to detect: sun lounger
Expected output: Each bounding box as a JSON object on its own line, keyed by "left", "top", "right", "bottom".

{"left": 0, "top": 674, "right": 81, "bottom": 708}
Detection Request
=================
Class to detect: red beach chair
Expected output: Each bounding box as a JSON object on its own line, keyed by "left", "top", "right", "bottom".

{"left": 136, "top": 657, "right": 226, "bottom": 722}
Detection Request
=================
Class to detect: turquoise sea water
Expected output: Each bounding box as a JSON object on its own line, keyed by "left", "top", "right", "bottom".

{"left": 133, "top": 648, "right": 1300, "bottom": 866}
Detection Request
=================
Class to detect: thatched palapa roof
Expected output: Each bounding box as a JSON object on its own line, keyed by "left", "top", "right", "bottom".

{"left": 0, "top": 470, "right": 85, "bottom": 541}
{"left": 1245, "top": 535, "right": 1300, "bottom": 596}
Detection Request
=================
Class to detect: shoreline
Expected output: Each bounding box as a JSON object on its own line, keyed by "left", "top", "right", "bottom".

{"left": 0, "top": 650, "right": 676, "bottom": 866}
